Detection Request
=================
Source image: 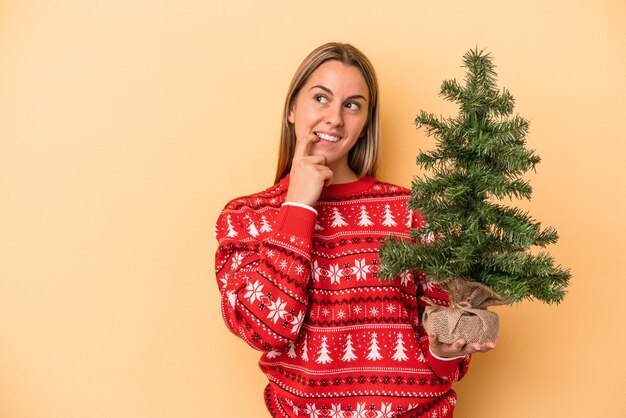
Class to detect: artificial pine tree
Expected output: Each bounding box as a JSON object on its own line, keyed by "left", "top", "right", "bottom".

{"left": 379, "top": 48, "right": 571, "bottom": 342}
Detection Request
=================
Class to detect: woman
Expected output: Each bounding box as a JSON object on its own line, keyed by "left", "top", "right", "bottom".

{"left": 214, "top": 42, "right": 494, "bottom": 417}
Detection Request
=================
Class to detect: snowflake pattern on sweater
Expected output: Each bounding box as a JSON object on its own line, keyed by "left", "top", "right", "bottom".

{"left": 215, "top": 175, "right": 470, "bottom": 418}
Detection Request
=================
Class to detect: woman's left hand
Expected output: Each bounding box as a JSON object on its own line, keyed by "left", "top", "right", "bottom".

{"left": 428, "top": 333, "right": 496, "bottom": 358}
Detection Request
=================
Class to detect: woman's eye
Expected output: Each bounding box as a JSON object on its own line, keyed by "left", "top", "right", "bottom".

{"left": 315, "top": 95, "right": 328, "bottom": 104}
{"left": 345, "top": 102, "right": 360, "bottom": 110}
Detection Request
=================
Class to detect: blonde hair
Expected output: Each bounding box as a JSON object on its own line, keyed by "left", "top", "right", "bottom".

{"left": 274, "top": 42, "right": 380, "bottom": 184}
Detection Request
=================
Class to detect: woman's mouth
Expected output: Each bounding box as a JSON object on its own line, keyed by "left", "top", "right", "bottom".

{"left": 315, "top": 132, "right": 341, "bottom": 143}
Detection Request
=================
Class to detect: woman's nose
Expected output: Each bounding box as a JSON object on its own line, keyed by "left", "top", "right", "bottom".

{"left": 325, "top": 104, "right": 343, "bottom": 127}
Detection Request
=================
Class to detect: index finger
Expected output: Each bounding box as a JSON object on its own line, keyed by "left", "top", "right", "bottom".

{"left": 293, "top": 134, "right": 319, "bottom": 159}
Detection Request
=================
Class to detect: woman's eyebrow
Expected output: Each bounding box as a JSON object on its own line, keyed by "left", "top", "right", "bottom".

{"left": 310, "top": 85, "right": 368, "bottom": 102}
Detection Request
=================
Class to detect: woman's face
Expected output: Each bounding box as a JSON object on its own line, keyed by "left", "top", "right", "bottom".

{"left": 288, "top": 60, "right": 369, "bottom": 176}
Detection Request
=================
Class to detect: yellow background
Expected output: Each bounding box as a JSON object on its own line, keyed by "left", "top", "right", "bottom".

{"left": 1, "top": 1, "right": 625, "bottom": 417}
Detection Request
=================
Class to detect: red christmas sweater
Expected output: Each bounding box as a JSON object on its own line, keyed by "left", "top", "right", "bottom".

{"left": 214, "top": 175, "right": 470, "bottom": 418}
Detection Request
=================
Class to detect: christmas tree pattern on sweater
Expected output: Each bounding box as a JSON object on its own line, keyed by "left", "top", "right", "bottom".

{"left": 215, "top": 175, "right": 470, "bottom": 417}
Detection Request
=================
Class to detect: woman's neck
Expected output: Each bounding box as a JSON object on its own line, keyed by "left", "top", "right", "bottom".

{"left": 327, "top": 162, "right": 359, "bottom": 184}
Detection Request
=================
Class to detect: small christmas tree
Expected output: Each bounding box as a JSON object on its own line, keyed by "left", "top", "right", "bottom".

{"left": 225, "top": 214, "right": 238, "bottom": 238}
{"left": 381, "top": 204, "right": 397, "bottom": 227}
{"left": 358, "top": 205, "right": 374, "bottom": 227}
{"left": 301, "top": 334, "right": 309, "bottom": 361}
{"left": 259, "top": 215, "right": 273, "bottom": 233}
{"left": 366, "top": 332, "right": 383, "bottom": 361}
{"left": 287, "top": 341, "right": 297, "bottom": 358}
{"left": 246, "top": 215, "right": 259, "bottom": 237}
{"left": 331, "top": 207, "right": 348, "bottom": 227}
{"left": 316, "top": 336, "right": 333, "bottom": 364}
{"left": 392, "top": 332, "right": 408, "bottom": 361}
{"left": 379, "top": 48, "right": 571, "bottom": 340}
{"left": 341, "top": 334, "right": 357, "bottom": 362}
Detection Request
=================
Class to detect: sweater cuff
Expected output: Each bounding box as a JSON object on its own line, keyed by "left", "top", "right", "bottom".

{"left": 273, "top": 203, "right": 317, "bottom": 243}
{"left": 424, "top": 345, "right": 466, "bottom": 380}
{"left": 429, "top": 347, "right": 468, "bottom": 361}
{"left": 282, "top": 202, "right": 318, "bottom": 215}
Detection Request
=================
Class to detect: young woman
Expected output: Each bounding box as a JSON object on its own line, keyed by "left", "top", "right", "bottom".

{"left": 214, "top": 42, "right": 494, "bottom": 417}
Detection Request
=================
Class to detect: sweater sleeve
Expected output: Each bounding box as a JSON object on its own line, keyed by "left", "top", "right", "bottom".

{"left": 410, "top": 209, "right": 471, "bottom": 383}
{"left": 415, "top": 272, "right": 471, "bottom": 383}
{"left": 215, "top": 202, "right": 316, "bottom": 352}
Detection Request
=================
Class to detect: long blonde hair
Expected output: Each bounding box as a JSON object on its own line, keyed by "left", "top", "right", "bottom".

{"left": 274, "top": 42, "right": 380, "bottom": 184}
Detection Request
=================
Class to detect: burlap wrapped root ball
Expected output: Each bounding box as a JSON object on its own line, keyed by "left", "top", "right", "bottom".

{"left": 422, "top": 278, "right": 506, "bottom": 344}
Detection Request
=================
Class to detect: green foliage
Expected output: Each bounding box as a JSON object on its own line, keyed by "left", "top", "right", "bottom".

{"left": 379, "top": 48, "right": 571, "bottom": 304}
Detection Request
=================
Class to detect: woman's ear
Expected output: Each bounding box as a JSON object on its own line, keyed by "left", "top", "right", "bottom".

{"left": 287, "top": 104, "right": 296, "bottom": 124}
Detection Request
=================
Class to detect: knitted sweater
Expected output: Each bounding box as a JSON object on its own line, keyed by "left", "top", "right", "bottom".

{"left": 214, "top": 175, "right": 471, "bottom": 418}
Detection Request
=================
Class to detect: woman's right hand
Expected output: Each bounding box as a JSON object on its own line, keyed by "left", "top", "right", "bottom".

{"left": 285, "top": 135, "right": 334, "bottom": 207}
{"left": 428, "top": 333, "right": 496, "bottom": 358}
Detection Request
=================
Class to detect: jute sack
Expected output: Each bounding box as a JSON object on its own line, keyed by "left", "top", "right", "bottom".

{"left": 422, "top": 278, "right": 506, "bottom": 344}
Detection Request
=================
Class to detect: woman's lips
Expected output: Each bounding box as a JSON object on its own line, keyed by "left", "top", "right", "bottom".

{"left": 315, "top": 132, "right": 341, "bottom": 143}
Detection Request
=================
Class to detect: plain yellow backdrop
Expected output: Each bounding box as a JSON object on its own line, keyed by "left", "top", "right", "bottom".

{"left": 1, "top": 1, "right": 625, "bottom": 417}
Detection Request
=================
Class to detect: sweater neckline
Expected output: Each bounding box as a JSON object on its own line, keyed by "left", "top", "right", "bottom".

{"left": 279, "top": 174, "right": 375, "bottom": 198}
